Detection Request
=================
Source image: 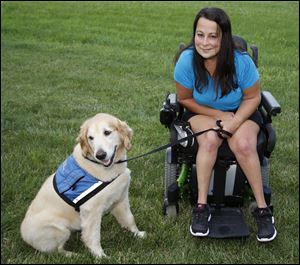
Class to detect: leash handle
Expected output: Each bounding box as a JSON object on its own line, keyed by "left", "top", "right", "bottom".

{"left": 216, "top": 119, "right": 233, "bottom": 139}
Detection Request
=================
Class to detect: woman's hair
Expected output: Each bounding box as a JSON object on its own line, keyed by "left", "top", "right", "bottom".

{"left": 175, "top": 7, "right": 237, "bottom": 98}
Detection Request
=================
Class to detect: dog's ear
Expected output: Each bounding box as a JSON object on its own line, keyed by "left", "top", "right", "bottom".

{"left": 117, "top": 120, "right": 133, "bottom": 150}
{"left": 76, "top": 119, "right": 91, "bottom": 157}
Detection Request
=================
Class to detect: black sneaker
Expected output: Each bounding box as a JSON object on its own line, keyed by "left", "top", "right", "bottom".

{"left": 252, "top": 206, "right": 277, "bottom": 242}
{"left": 190, "top": 204, "right": 211, "bottom": 237}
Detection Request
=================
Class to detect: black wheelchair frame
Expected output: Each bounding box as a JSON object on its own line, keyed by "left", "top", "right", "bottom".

{"left": 159, "top": 36, "right": 281, "bottom": 238}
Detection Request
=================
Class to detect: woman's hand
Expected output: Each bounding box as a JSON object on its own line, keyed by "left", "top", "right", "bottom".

{"left": 215, "top": 112, "right": 241, "bottom": 138}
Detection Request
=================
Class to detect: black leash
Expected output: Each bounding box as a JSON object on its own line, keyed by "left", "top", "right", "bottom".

{"left": 117, "top": 120, "right": 232, "bottom": 164}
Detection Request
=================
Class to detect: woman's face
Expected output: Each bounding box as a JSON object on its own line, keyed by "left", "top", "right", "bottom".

{"left": 194, "top": 17, "right": 222, "bottom": 60}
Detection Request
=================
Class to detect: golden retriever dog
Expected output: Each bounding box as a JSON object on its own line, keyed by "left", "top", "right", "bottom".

{"left": 20, "top": 113, "right": 146, "bottom": 258}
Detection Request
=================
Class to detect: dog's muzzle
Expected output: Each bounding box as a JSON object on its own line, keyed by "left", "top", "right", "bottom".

{"left": 95, "top": 146, "right": 117, "bottom": 167}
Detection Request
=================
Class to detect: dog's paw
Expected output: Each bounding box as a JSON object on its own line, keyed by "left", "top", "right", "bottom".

{"left": 95, "top": 254, "right": 109, "bottom": 260}
{"left": 92, "top": 249, "right": 109, "bottom": 259}
{"left": 135, "top": 231, "right": 146, "bottom": 239}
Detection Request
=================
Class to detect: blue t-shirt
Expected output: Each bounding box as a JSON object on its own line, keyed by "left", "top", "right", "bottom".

{"left": 174, "top": 49, "right": 259, "bottom": 111}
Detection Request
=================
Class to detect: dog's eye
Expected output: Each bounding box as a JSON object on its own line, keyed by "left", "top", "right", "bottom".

{"left": 88, "top": 136, "right": 94, "bottom": 140}
{"left": 104, "top": 130, "right": 112, "bottom": 136}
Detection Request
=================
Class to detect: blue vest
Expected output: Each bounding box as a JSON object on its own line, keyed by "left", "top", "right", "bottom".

{"left": 53, "top": 155, "right": 115, "bottom": 211}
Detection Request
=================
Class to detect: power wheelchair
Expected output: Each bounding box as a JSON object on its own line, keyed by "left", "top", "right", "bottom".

{"left": 159, "top": 36, "right": 281, "bottom": 238}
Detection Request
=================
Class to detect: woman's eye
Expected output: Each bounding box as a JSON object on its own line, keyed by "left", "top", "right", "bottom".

{"left": 88, "top": 136, "right": 94, "bottom": 140}
{"left": 104, "top": 130, "right": 112, "bottom": 136}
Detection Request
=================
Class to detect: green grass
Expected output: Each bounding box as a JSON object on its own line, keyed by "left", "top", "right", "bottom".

{"left": 1, "top": 1, "right": 299, "bottom": 264}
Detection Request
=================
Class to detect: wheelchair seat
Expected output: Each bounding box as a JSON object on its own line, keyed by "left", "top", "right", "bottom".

{"left": 159, "top": 36, "right": 281, "bottom": 238}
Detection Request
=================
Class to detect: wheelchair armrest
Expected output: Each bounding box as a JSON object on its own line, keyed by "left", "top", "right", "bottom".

{"left": 160, "top": 93, "right": 183, "bottom": 128}
{"left": 261, "top": 91, "right": 281, "bottom": 117}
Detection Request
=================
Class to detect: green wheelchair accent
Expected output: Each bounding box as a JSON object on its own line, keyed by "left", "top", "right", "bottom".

{"left": 177, "top": 163, "right": 189, "bottom": 197}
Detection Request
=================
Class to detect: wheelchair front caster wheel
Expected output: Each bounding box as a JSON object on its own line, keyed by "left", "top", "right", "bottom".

{"left": 249, "top": 201, "right": 257, "bottom": 214}
{"left": 163, "top": 201, "right": 179, "bottom": 218}
{"left": 166, "top": 204, "right": 178, "bottom": 218}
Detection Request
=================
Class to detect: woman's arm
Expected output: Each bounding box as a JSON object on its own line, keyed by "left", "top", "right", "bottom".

{"left": 222, "top": 80, "right": 261, "bottom": 134}
{"left": 176, "top": 82, "right": 233, "bottom": 120}
{"left": 233, "top": 80, "right": 261, "bottom": 126}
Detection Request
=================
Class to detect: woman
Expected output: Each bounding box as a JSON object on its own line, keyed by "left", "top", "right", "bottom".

{"left": 174, "top": 7, "right": 276, "bottom": 242}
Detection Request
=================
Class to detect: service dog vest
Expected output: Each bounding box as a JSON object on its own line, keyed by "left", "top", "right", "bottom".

{"left": 53, "top": 155, "right": 116, "bottom": 211}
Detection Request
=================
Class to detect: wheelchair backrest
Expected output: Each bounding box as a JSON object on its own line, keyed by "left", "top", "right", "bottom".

{"left": 233, "top": 35, "right": 258, "bottom": 67}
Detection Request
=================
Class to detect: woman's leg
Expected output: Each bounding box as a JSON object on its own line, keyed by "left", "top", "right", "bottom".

{"left": 227, "top": 120, "right": 267, "bottom": 208}
{"left": 189, "top": 115, "right": 223, "bottom": 204}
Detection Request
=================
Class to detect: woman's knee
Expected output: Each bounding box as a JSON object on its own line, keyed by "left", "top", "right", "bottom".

{"left": 230, "top": 138, "right": 256, "bottom": 157}
{"left": 198, "top": 132, "right": 221, "bottom": 152}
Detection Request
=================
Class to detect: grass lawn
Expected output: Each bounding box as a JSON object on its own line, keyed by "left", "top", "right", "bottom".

{"left": 1, "top": 1, "right": 299, "bottom": 264}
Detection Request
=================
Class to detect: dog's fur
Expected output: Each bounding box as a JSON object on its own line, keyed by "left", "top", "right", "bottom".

{"left": 20, "top": 113, "right": 146, "bottom": 258}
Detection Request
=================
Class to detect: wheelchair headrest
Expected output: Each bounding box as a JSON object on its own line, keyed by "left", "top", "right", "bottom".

{"left": 233, "top": 35, "right": 248, "bottom": 52}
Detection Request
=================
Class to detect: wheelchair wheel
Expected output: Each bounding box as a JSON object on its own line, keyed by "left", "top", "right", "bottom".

{"left": 164, "top": 162, "right": 177, "bottom": 195}
{"left": 164, "top": 150, "right": 179, "bottom": 217}
{"left": 261, "top": 156, "right": 270, "bottom": 187}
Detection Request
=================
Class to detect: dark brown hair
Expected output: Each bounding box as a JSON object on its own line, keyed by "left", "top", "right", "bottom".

{"left": 175, "top": 7, "right": 237, "bottom": 98}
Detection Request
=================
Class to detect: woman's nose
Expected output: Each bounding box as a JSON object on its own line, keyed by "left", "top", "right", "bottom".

{"left": 202, "top": 36, "right": 209, "bottom": 45}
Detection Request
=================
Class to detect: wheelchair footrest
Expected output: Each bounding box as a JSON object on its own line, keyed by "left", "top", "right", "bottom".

{"left": 208, "top": 207, "right": 250, "bottom": 238}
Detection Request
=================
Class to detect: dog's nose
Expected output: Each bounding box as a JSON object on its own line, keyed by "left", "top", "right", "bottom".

{"left": 96, "top": 150, "right": 107, "bottom": 160}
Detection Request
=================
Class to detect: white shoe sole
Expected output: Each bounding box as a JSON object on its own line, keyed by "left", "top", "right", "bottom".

{"left": 190, "top": 214, "right": 211, "bottom": 237}
{"left": 257, "top": 227, "right": 277, "bottom": 242}
{"left": 257, "top": 217, "right": 277, "bottom": 242}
